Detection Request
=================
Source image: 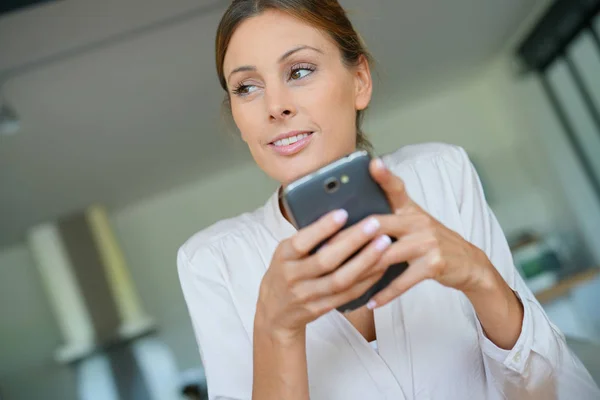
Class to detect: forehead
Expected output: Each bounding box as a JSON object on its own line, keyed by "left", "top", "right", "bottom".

{"left": 223, "top": 9, "right": 334, "bottom": 72}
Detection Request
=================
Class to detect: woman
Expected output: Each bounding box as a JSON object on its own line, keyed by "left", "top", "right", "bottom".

{"left": 178, "top": 1, "right": 600, "bottom": 399}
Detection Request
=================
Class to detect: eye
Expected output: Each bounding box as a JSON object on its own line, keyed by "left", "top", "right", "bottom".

{"left": 289, "top": 64, "right": 315, "bottom": 81}
{"left": 232, "top": 83, "right": 258, "bottom": 97}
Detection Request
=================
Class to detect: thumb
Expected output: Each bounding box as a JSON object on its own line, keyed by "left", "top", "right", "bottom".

{"left": 370, "top": 158, "right": 411, "bottom": 211}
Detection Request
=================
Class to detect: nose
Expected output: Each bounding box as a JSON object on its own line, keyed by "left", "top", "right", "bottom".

{"left": 265, "top": 84, "right": 297, "bottom": 122}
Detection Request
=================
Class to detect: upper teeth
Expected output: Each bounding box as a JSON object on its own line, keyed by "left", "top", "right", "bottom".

{"left": 273, "top": 133, "right": 310, "bottom": 147}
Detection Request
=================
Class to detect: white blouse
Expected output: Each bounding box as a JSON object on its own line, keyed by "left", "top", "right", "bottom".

{"left": 178, "top": 143, "right": 600, "bottom": 400}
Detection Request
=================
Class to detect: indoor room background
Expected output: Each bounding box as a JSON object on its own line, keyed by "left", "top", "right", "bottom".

{"left": 1, "top": 0, "right": 600, "bottom": 399}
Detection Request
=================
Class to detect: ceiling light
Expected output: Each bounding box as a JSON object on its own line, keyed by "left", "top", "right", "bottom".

{"left": 0, "top": 100, "right": 20, "bottom": 136}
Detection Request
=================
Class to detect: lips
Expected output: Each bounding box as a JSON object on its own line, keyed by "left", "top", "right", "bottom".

{"left": 271, "top": 132, "right": 311, "bottom": 147}
{"left": 268, "top": 131, "right": 314, "bottom": 156}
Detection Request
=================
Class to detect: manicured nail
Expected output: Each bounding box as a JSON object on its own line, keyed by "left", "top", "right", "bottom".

{"left": 375, "top": 235, "right": 392, "bottom": 251}
{"left": 333, "top": 209, "right": 348, "bottom": 224}
{"left": 367, "top": 299, "right": 377, "bottom": 310}
{"left": 373, "top": 158, "right": 386, "bottom": 170}
{"left": 363, "top": 217, "right": 380, "bottom": 235}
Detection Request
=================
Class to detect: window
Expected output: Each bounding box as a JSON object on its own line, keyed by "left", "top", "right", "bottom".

{"left": 518, "top": 2, "right": 600, "bottom": 201}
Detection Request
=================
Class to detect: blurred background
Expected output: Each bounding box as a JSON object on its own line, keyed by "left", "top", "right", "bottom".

{"left": 1, "top": 0, "right": 600, "bottom": 399}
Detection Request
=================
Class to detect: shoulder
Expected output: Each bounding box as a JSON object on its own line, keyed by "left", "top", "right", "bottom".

{"left": 382, "top": 142, "right": 479, "bottom": 216}
{"left": 177, "top": 206, "right": 266, "bottom": 274}
{"left": 382, "top": 141, "right": 468, "bottom": 173}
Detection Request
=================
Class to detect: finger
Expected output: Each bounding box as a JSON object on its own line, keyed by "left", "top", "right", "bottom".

{"left": 301, "top": 216, "right": 382, "bottom": 278}
{"left": 321, "top": 214, "right": 387, "bottom": 247}
{"left": 306, "top": 271, "right": 385, "bottom": 317}
{"left": 280, "top": 209, "right": 348, "bottom": 260}
{"left": 369, "top": 158, "right": 412, "bottom": 211}
{"left": 298, "top": 234, "right": 391, "bottom": 297}
{"left": 358, "top": 233, "right": 433, "bottom": 280}
{"left": 367, "top": 259, "right": 430, "bottom": 309}
{"left": 375, "top": 213, "right": 433, "bottom": 238}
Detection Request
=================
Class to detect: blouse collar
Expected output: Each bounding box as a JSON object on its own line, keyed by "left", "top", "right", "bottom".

{"left": 262, "top": 187, "right": 297, "bottom": 241}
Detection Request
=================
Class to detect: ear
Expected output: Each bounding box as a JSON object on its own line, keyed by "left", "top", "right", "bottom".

{"left": 354, "top": 55, "right": 373, "bottom": 111}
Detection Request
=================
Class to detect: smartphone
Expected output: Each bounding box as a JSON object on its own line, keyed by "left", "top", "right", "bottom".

{"left": 281, "top": 150, "right": 408, "bottom": 313}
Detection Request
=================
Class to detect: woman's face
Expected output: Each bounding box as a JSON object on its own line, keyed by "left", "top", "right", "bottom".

{"left": 223, "top": 10, "right": 373, "bottom": 185}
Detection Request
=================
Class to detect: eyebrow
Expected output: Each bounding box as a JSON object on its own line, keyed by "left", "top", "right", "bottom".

{"left": 226, "top": 45, "right": 323, "bottom": 84}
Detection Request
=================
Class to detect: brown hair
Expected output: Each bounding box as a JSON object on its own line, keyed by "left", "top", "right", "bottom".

{"left": 215, "top": 0, "right": 374, "bottom": 151}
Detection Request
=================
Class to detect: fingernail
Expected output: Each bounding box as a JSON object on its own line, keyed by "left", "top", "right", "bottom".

{"left": 374, "top": 158, "right": 386, "bottom": 170}
{"left": 333, "top": 209, "right": 348, "bottom": 224}
{"left": 367, "top": 299, "right": 377, "bottom": 310}
{"left": 363, "top": 217, "right": 380, "bottom": 235}
{"left": 375, "top": 235, "right": 392, "bottom": 251}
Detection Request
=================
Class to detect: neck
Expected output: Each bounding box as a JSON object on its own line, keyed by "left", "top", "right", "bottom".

{"left": 277, "top": 186, "right": 292, "bottom": 224}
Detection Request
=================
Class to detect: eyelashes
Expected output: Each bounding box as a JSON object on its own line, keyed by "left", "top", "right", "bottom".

{"left": 231, "top": 82, "right": 256, "bottom": 96}
{"left": 288, "top": 63, "right": 316, "bottom": 80}
{"left": 231, "top": 63, "right": 317, "bottom": 97}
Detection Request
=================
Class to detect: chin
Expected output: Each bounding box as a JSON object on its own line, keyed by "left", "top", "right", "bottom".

{"left": 278, "top": 154, "right": 344, "bottom": 187}
{"left": 279, "top": 166, "right": 314, "bottom": 186}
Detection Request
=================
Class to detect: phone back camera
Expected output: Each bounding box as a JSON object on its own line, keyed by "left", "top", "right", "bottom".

{"left": 324, "top": 178, "right": 340, "bottom": 193}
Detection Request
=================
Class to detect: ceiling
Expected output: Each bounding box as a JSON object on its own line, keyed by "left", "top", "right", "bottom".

{"left": 0, "top": 0, "right": 541, "bottom": 247}
{"left": 0, "top": 0, "right": 54, "bottom": 16}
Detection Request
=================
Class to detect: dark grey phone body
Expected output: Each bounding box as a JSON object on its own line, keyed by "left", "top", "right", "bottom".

{"left": 281, "top": 150, "right": 408, "bottom": 313}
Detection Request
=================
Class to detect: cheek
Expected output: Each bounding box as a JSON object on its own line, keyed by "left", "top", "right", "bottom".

{"left": 231, "top": 103, "right": 257, "bottom": 143}
{"left": 307, "top": 76, "right": 357, "bottom": 131}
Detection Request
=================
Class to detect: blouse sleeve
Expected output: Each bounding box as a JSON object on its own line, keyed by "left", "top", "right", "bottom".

{"left": 448, "top": 145, "right": 600, "bottom": 399}
{"left": 177, "top": 245, "right": 253, "bottom": 400}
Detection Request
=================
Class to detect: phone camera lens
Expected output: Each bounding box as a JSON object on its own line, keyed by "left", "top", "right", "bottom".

{"left": 325, "top": 178, "right": 340, "bottom": 193}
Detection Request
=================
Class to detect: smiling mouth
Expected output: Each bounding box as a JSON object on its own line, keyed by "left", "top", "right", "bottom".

{"left": 270, "top": 132, "right": 313, "bottom": 147}
{"left": 268, "top": 131, "right": 314, "bottom": 156}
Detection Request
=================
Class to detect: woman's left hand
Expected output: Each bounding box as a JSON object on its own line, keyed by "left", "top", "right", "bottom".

{"left": 365, "top": 158, "right": 495, "bottom": 309}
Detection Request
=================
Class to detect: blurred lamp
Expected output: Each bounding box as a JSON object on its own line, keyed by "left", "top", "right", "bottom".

{"left": 0, "top": 100, "right": 20, "bottom": 136}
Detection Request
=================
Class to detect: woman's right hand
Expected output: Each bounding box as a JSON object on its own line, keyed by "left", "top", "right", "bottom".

{"left": 254, "top": 209, "right": 392, "bottom": 341}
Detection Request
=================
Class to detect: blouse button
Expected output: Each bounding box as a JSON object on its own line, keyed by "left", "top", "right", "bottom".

{"left": 513, "top": 350, "right": 522, "bottom": 363}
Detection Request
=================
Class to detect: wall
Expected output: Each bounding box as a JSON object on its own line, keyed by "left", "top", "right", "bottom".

{"left": 0, "top": 163, "right": 278, "bottom": 398}
{"left": 483, "top": 47, "right": 600, "bottom": 264}
{"left": 365, "top": 57, "right": 577, "bottom": 239}
{"left": 0, "top": 244, "right": 77, "bottom": 399}
{"left": 110, "top": 162, "right": 278, "bottom": 372}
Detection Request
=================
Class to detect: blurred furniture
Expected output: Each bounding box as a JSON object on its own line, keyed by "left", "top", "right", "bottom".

{"left": 179, "top": 368, "right": 208, "bottom": 400}
{"left": 535, "top": 268, "right": 600, "bottom": 304}
{"left": 510, "top": 231, "right": 600, "bottom": 343}
{"left": 27, "top": 205, "right": 182, "bottom": 399}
